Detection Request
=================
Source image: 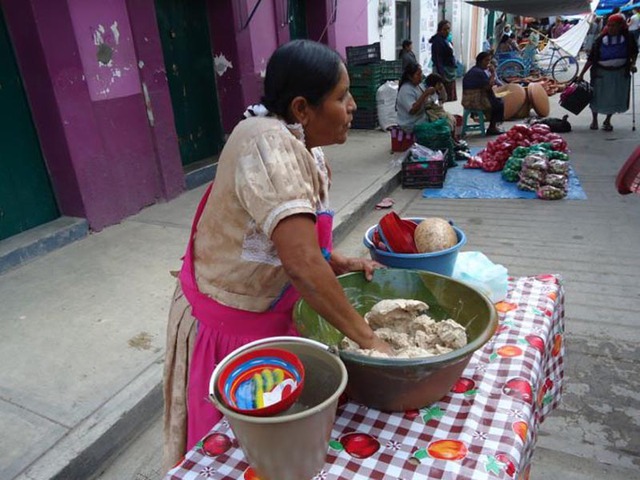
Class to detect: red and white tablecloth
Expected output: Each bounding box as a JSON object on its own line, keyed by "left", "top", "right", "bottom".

{"left": 165, "top": 274, "right": 565, "bottom": 480}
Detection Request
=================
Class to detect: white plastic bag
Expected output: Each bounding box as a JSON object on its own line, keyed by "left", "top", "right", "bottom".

{"left": 452, "top": 251, "right": 508, "bottom": 303}
{"left": 376, "top": 81, "right": 398, "bottom": 131}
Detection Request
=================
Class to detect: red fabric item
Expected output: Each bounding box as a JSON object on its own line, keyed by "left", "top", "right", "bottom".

{"left": 616, "top": 146, "right": 640, "bottom": 195}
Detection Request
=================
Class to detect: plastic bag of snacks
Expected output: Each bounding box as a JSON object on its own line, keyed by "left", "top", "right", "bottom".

{"left": 518, "top": 177, "right": 540, "bottom": 192}
{"left": 522, "top": 153, "right": 549, "bottom": 171}
{"left": 537, "top": 185, "right": 567, "bottom": 200}
{"left": 548, "top": 159, "right": 569, "bottom": 175}
{"left": 544, "top": 173, "right": 568, "bottom": 189}
{"left": 520, "top": 167, "right": 545, "bottom": 183}
{"left": 502, "top": 156, "right": 524, "bottom": 182}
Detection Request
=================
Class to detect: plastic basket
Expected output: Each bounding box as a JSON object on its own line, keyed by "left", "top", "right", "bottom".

{"left": 350, "top": 85, "right": 378, "bottom": 108}
{"left": 379, "top": 60, "right": 402, "bottom": 81}
{"left": 351, "top": 108, "right": 378, "bottom": 130}
{"left": 348, "top": 63, "right": 382, "bottom": 87}
{"left": 401, "top": 150, "right": 448, "bottom": 189}
{"left": 346, "top": 42, "right": 381, "bottom": 66}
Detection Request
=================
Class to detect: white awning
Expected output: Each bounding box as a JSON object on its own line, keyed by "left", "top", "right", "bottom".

{"left": 464, "top": 0, "right": 593, "bottom": 17}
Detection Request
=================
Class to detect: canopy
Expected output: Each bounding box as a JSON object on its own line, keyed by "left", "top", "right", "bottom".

{"left": 596, "top": 1, "right": 640, "bottom": 14}
{"left": 465, "top": 0, "right": 593, "bottom": 17}
{"left": 539, "top": 15, "right": 592, "bottom": 57}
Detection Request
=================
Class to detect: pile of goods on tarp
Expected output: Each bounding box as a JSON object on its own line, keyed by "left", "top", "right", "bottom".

{"left": 464, "top": 124, "right": 568, "bottom": 172}
{"left": 502, "top": 145, "right": 571, "bottom": 200}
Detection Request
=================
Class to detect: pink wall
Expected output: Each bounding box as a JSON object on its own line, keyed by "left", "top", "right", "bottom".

{"left": 330, "top": 0, "right": 369, "bottom": 59}
{"left": 67, "top": 0, "right": 141, "bottom": 101}
{"left": 248, "top": 0, "right": 279, "bottom": 76}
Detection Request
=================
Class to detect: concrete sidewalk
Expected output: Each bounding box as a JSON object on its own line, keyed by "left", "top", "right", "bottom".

{"left": 0, "top": 130, "right": 403, "bottom": 480}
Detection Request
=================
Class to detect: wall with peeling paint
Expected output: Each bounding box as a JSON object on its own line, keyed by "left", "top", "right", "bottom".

{"left": 67, "top": 0, "right": 141, "bottom": 101}
{"left": 2, "top": 0, "right": 182, "bottom": 232}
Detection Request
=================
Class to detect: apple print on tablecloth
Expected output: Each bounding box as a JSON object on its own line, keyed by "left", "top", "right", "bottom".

{"left": 485, "top": 452, "right": 516, "bottom": 477}
{"left": 503, "top": 377, "right": 533, "bottom": 404}
{"left": 522, "top": 335, "right": 545, "bottom": 354}
{"left": 537, "top": 378, "right": 554, "bottom": 407}
{"left": 490, "top": 345, "right": 523, "bottom": 362}
{"left": 329, "top": 432, "right": 380, "bottom": 459}
{"left": 512, "top": 420, "right": 528, "bottom": 442}
{"left": 451, "top": 377, "right": 477, "bottom": 396}
{"left": 495, "top": 301, "right": 518, "bottom": 313}
{"left": 242, "top": 466, "right": 261, "bottom": 480}
{"left": 551, "top": 333, "right": 562, "bottom": 356}
{"left": 411, "top": 439, "right": 469, "bottom": 464}
{"left": 198, "top": 433, "right": 233, "bottom": 456}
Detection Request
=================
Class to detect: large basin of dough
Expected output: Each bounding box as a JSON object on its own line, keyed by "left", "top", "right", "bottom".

{"left": 293, "top": 268, "right": 498, "bottom": 411}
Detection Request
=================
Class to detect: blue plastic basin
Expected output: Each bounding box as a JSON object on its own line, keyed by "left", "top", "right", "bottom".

{"left": 363, "top": 218, "right": 466, "bottom": 276}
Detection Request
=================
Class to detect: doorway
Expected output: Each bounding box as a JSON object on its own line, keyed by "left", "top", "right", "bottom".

{"left": 288, "top": 0, "right": 308, "bottom": 40}
{"left": 396, "top": 0, "right": 411, "bottom": 57}
{"left": 0, "top": 8, "right": 59, "bottom": 241}
{"left": 155, "top": 0, "right": 224, "bottom": 167}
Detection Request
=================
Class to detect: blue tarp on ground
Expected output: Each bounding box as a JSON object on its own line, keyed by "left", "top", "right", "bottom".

{"left": 421, "top": 164, "right": 588, "bottom": 200}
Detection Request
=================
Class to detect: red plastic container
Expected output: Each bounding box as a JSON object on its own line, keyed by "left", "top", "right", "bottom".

{"left": 216, "top": 347, "right": 305, "bottom": 417}
{"left": 390, "top": 126, "right": 415, "bottom": 152}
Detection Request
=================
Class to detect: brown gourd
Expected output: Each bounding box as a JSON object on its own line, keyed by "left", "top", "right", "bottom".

{"left": 414, "top": 218, "right": 458, "bottom": 253}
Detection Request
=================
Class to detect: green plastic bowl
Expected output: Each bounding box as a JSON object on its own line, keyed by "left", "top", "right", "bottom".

{"left": 293, "top": 268, "right": 498, "bottom": 411}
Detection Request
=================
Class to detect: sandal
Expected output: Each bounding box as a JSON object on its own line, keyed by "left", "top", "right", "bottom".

{"left": 603, "top": 123, "right": 613, "bottom": 131}
{"left": 590, "top": 122, "right": 599, "bottom": 130}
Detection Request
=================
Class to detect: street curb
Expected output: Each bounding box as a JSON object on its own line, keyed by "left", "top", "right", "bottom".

{"left": 333, "top": 166, "right": 402, "bottom": 244}
{"left": 15, "top": 363, "right": 163, "bottom": 480}
{"left": 18, "top": 166, "right": 401, "bottom": 480}
{"left": 0, "top": 217, "right": 88, "bottom": 275}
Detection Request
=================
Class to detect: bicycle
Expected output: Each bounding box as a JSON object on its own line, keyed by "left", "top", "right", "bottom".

{"left": 496, "top": 30, "right": 578, "bottom": 84}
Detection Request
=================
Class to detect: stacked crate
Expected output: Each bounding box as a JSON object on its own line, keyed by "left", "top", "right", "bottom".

{"left": 345, "top": 43, "right": 403, "bottom": 130}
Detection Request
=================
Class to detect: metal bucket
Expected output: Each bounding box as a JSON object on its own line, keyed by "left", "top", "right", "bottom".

{"left": 209, "top": 337, "right": 347, "bottom": 480}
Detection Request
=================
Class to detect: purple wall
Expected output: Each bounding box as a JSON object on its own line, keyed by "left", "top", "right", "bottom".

{"left": 332, "top": 0, "right": 369, "bottom": 58}
{"left": 1, "top": 0, "right": 84, "bottom": 218}
{"left": 126, "top": 0, "right": 184, "bottom": 199}
{"left": 207, "top": 0, "right": 245, "bottom": 133}
{"left": 207, "top": 0, "right": 281, "bottom": 133}
{"left": 3, "top": 0, "right": 183, "bottom": 231}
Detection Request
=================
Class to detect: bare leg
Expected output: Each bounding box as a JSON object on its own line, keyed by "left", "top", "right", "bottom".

{"left": 590, "top": 110, "right": 598, "bottom": 130}
{"left": 603, "top": 114, "right": 613, "bottom": 131}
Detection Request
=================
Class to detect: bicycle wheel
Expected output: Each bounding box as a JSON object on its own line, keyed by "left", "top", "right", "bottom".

{"left": 552, "top": 56, "right": 578, "bottom": 84}
{"left": 497, "top": 60, "right": 525, "bottom": 83}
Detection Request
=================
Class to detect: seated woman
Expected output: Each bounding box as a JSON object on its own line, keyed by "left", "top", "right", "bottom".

{"left": 423, "top": 73, "right": 456, "bottom": 132}
{"left": 396, "top": 63, "right": 455, "bottom": 134}
{"left": 462, "top": 51, "right": 505, "bottom": 135}
{"left": 496, "top": 32, "right": 520, "bottom": 54}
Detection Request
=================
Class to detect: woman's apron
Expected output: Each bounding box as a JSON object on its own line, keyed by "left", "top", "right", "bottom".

{"left": 179, "top": 184, "right": 333, "bottom": 449}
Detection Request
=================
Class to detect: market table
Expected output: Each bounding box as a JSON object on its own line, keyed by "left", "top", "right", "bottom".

{"left": 165, "top": 274, "right": 565, "bottom": 480}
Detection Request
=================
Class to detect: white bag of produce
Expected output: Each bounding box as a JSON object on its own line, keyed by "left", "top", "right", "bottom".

{"left": 376, "top": 81, "right": 398, "bottom": 131}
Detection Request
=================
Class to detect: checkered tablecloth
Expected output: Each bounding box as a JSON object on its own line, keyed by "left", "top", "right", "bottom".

{"left": 166, "top": 275, "right": 565, "bottom": 480}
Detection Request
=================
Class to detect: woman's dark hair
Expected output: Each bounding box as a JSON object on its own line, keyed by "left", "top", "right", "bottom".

{"left": 399, "top": 62, "right": 421, "bottom": 89}
{"left": 437, "top": 20, "right": 450, "bottom": 33}
{"left": 402, "top": 39, "right": 412, "bottom": 49}
{"left": 476, "top": 51, "right": 492, "bottom": 65}
{"left": 424, "top": 73, "right": 443, "bottom": 87}
{"left": 262, "top": 40, "right": 343, "bottom": 121}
